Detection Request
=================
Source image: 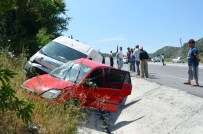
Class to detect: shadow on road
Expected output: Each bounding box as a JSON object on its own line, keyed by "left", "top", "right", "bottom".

{"left": 78, "top": 99, "right": 142, "bottom": 133}
{"left": 110, "top": 116, "right": 145, "bottom": 132}
{"left": 122, "top": 99, "right": 141, "bottom": 109}
{"left": 108, "top": 98, "right": 143, "bottom": 132}
{"left": 148, "top": 73, "right": 160, "bottom": 79}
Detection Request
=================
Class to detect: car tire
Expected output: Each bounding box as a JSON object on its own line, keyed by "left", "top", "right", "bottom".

{"left": 64, "top": 98, "right": 81, "bottom": 110}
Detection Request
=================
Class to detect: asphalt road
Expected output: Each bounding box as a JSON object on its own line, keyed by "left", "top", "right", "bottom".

{"left": 147, "top": 62, "right": 203, "bottom": 98}
{"left": 105, "top": 58, "right": 203, "bottom": 98}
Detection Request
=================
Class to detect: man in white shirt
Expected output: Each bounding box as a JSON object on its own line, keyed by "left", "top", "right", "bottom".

{"left": 116, "top": 47, "right": 123, "bottom": 70}
{"left": 133, "top": 45, "right": 140, "bottom": 75}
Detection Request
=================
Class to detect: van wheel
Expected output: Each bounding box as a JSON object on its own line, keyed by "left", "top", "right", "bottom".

{"left": 64, "top": 98, "right": 80, "bottom": 110}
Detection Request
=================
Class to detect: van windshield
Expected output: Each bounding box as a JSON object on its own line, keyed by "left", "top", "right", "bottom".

{"left": 40, "top": 41, "right": 87, "bottom": 62}
{"left": 50, "top": 61, "right": 92, "bottom": 83}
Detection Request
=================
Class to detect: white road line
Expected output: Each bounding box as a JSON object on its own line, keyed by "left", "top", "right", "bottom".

{"left": 155, "top": 73, "right": 203, "bottom": 84}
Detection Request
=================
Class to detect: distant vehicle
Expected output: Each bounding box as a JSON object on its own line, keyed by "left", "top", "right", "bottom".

{"left": 152, "top": 56, "right": 161, "bottom": 62}
{"left": 172, "top": 57, "right": 185, "bottom": 63}
{"left": 24, "top": 36, "right": 103, "bottom": 78}
{"left": 21, "top": 58, "right": 132, "bottom": 112}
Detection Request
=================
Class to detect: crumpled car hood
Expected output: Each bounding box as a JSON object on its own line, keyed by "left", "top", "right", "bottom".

{"left": 22, "top": 74, "right": 74, "bottom": 94}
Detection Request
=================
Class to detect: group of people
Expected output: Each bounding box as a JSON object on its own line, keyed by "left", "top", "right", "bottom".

{"left": 110, "top": 45, "right": 149, "bottom": 78}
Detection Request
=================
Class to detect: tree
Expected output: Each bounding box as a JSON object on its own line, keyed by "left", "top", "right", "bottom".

{"left": 0, "top": 66, "right": 34, "bottom": 124}
{"left": 0, "top": 0, "right": 70, "bottom": 55}
{"left": 0, "top": 0, "right": 16, "bottom": 14}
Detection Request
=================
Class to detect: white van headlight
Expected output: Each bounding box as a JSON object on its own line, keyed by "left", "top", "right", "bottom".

{"left": 41, "top": 89, "right": 61, "bottom": 99}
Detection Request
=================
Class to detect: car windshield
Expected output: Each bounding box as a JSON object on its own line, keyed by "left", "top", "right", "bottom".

{"left": 50, "top": 61, "right": 92, "bottom": 83}
{"left": 40, "top": 41, "right": 87, "bottom": 62}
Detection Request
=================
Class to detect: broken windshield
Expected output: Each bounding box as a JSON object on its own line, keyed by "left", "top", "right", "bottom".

{"left": 50, "top": 61, "right": 92, "bottom": 83}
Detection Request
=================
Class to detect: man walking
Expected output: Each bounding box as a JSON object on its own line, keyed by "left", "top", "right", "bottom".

{"left": 116, "top": 47, "right": 124, "bottom": 70}
{"left": 109, "top": 51, "right": 114, "bottom": 67}
{"left": 184, "top": 39, "right": 201, "bottom": 86}
{"left": 139, "top": 46, "right": 149, "bottom": 78}
{"left": 161, "top": 53, "right": 166, "bottom": 66}
{"left": 133, "top": 45, "right": 140, "bottom": 75}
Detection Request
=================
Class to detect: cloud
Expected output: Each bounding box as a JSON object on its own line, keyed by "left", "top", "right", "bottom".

{"left": 99, "top": 35, "right": 126, "bottom": 43}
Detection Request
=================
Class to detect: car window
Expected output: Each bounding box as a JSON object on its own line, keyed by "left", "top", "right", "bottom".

{"left": 40, "top": 41, "right": 87, "bottom": 62}
{"left": 50, "top": 61, "right": 91, "bottom": 83}
{"left": 89, "top": 68, "right": 103, "bottom": 87}
{"left": 123, "top": 72, "right": 131, "bottom": 84}
{"left": 103, "top": 68, "right": 126, "bottom": 89}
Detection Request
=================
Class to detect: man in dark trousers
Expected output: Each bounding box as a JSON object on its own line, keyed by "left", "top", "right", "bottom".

{"left": 109, "top": 51, "right": 114, "bottom": 67}
{"left": 184, "top": 39, "right": 201, "bottom": 86}
{"left": 139, "top": 46, "right": 149, "bottom": 78}
{"left": 161, "top": 53, "right": 166, "bottom": 66}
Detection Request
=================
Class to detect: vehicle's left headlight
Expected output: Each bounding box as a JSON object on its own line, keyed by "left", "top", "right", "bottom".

{"left": 41, "top": 89, "right": 61, "bottom": 99}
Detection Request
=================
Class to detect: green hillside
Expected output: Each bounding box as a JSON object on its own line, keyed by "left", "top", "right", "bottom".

{"left": 149, "top": 46, "right": 180, "bottom": 59}
{"left": 181, "top": 37, "right": 203, "bottom": 58}
{"left": 150, "top": 37, "right": 203, "bottom": 61}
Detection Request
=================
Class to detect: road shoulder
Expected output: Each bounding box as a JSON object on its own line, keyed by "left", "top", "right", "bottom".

{"left": 109, "top": 77, "right": 203, "bottom": 134}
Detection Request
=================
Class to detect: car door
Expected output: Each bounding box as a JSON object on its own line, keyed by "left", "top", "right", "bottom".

{"left": 103, "top": 68, "right": 132, "bottom": 99}
{"left": 82, "top": 67, "right": 131, "bottom": 112}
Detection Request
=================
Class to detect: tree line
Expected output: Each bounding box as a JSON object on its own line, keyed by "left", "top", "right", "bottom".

{"left": 0, "top": 0, "right": 70, "bottom": 56}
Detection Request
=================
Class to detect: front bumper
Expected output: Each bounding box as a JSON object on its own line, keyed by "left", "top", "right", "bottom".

{"left": 24, "top": 61, "right": 51, "bottom": 78}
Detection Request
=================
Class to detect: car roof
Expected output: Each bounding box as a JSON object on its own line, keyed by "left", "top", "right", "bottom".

{"left": 75, "top": 58, "right": 111, "bottom": 68}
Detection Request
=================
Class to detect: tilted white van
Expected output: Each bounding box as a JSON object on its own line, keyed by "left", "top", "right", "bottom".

{"left": 24, "top": 36, "right": 103, "bottom": 77}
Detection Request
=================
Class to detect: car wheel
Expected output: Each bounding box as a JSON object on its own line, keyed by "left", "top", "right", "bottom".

{"left": 64, "top": 98, "right": 81, "bottom": 110}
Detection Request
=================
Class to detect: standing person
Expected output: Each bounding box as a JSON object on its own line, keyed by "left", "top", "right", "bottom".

{"left": 127, "top": 47, "right": 131, "bottom": 71}
{"left": 133, "top": 45, "right": 140, "bottom": 75}
{"left": 184, "top": 39, "right": 201, "bottom": 86}
{"left": 116, "top": 45, "right": 119, "bottom": 66}
{"left": 116, "top": 47, "right": 124, "bottom": 70}
{"left": 139, "top": 46, "right": 149, "bottom": 78}
{"left": 161, "top": 53, "right": 166, "bottom": 66}
{"left": 109, "top": 51, "right": 114, "bottom": 67}
{"left": 130, "top": 48, "right": 135, "bottom": 72}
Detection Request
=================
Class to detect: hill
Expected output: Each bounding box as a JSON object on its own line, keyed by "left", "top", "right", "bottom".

{"left": 150, "top": 37, "right": 203, "bottom": 60}
{"left": 181, "top": 37, "right": 203, "bottom": 58}
{"left": 149, "top": 46, "right": 180, "bottom": 59}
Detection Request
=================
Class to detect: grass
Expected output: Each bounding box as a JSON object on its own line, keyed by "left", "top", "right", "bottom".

{"left": 0, "top": 48, "right": 83, "bottom": 134}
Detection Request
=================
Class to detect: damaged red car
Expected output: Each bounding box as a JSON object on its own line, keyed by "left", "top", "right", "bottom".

{"left": 21, "top": 58, "right": 132, "bottom": 112}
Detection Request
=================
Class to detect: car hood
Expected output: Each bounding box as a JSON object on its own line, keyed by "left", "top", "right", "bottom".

{"left": 22, "top": 74, "right": 75, "bottom": 94}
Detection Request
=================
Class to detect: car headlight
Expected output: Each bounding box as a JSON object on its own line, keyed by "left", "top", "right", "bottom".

{"left": 41, "top": 89, "right": 61, "bottom": 99}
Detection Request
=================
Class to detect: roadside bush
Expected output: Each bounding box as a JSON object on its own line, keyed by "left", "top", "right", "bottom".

{"left": 0, "top": 66, "right": 34, "bottom": 133}
{"left": 0, "top": 48, "right": 82, "bottom": 134}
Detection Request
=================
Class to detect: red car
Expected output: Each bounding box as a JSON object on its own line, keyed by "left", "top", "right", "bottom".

{"left": 21, "top": 58, "right": 132, "bottom": 112}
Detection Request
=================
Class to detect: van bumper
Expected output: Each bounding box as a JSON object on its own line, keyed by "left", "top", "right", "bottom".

{"left": 24, "top": 61, "right": 51, "bottom": 78}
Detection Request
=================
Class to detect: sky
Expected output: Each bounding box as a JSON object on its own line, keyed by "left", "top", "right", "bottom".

{"left": 63, "top": 0, "right": 203, "bottom": 54}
